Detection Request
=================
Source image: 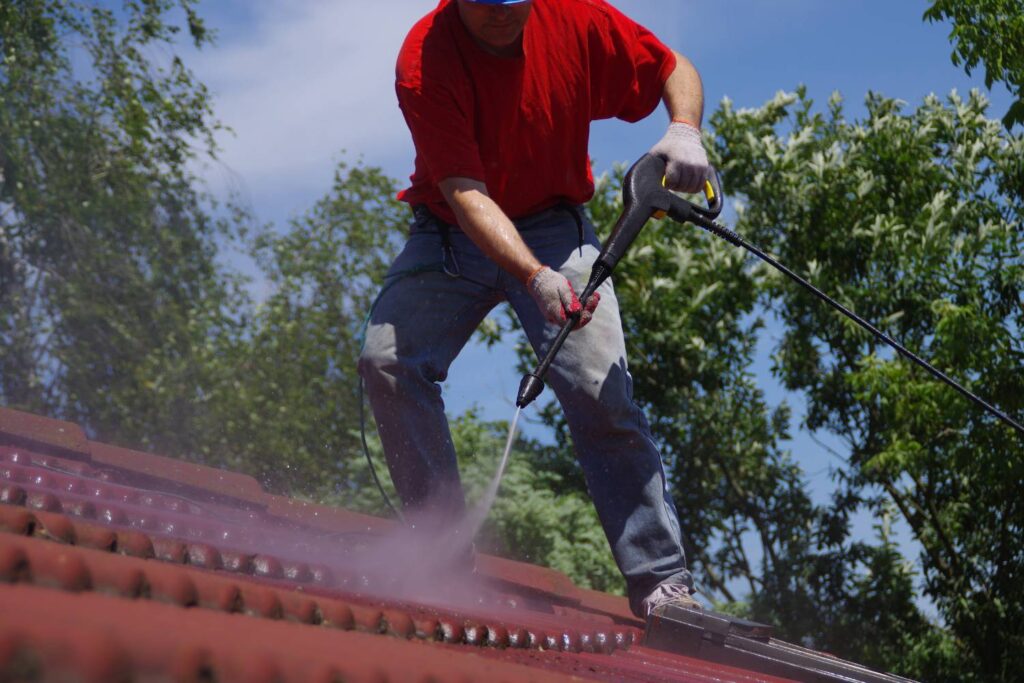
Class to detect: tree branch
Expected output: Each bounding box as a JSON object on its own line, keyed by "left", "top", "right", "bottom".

{"left": 877, "top": 477, "right": 956, "bottom": 583}
{"left": 694, "top": 546, "right": 738, "bottom": 603}
{"left": 729, "top": 517, "right": 760, "bottom": 596}
{"left": 907, "top": 469, "right": 962, "bottom": 574}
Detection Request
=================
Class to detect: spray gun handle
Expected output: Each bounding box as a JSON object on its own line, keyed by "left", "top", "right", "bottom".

{"left": 595, "top": 155, "right": 723, "bottom": 276}
{"left": 667, "top": 165, "right": 723, "bottom": 226}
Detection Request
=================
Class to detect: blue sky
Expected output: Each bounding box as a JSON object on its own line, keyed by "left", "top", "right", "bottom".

{"left": 184, "top": 0, "right": 1013, "bottom": 609}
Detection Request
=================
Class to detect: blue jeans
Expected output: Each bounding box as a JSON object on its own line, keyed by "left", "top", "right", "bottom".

{"left": 358, "top": 205, "right": 693, "bottom": 615}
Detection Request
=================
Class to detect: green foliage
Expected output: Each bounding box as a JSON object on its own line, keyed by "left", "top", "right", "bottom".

{"left": 925, "top": 0, "right": 1024, "bottom": 128}
{"left": 503, "top": 148, "right": 956, "bottom": 675}
{"left": 711, "top": 86, "right": 1024, "bottom": 680}
{"left": 194, "top": 163, "right": 406, "bottom": 495}
{"left": 0, "top": 0, "right": 236, "bottom": 456}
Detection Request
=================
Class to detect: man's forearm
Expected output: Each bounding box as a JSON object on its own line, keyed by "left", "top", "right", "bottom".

{"left": 662, "top": 50, "right": 704, "bottom": 127}
{"left": 438, "top": 177, "right": 541, "bottom": 283}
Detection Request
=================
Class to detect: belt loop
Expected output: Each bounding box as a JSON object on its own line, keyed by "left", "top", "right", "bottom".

{"left": 437, "top": 220, "right": 461, "bottom": 278}
{"left": 558, "top": 203, "right": 585, "bottom": 256}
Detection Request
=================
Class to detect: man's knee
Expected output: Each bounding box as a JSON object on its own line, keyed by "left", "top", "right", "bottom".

{"left": 358, "top": 334, "right": 441, "bottom": 395}
{"left": 561, "top": 363, "right": 643, "bottom": 433}
{"left": 358, "top": 333, "right": 407, "bottom": 397}
{"left": 358, "top": 336, "right": 388, "bottom": 377}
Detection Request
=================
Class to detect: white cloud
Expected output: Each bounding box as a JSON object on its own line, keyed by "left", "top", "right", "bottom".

{"left": 192, "top": 0, "right": 426, "bottom": 220}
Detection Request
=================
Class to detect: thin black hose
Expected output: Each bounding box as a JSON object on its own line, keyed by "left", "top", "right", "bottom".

{"left": 355, "top": 257, "right": 494, "bottom": 523}
{"left": 693, "top": 216, "right": 1024, "bottom": 437}
{"left": 358, "top": 375, "right": 405, "bottom": 522}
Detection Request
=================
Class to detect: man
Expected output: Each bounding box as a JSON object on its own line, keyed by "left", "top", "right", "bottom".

{"left": 359, "top": 0, "right": 710, "bottom": 618}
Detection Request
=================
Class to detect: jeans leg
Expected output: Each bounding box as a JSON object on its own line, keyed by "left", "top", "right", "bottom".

{"left": 507, "top": 210, "right": 693, "bottom": 616}
{"left": 358, "top": 228, "right": 501, "bottom": 525}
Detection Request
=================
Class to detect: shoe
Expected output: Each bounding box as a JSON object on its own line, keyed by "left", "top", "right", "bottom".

{"left": 642, "top": 582, "right": 702, "bottom": 617}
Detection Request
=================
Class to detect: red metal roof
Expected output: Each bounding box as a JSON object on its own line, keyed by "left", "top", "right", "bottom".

{"left": 0, "top": 406, "right": 793, "bottom": 682}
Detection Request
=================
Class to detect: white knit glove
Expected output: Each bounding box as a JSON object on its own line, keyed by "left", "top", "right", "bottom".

{"left": 649, "top": 121, "right": 709, "bottom": 193}
{"left": 527, "top": 266, "right": 600, "bottom": 330}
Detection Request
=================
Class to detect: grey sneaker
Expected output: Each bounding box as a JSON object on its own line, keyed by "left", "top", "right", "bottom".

{"left": 642, "top": 582, "right": 702, "bottom": 617}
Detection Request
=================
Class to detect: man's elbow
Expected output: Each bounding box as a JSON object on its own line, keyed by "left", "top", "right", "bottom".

{"left": 439, "top": 177, "right": 490, "bottom": 213}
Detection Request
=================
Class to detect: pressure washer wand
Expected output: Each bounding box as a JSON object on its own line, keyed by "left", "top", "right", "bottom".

{"left": 516, "top": 153, "right": 1024, "bottom": 438}
{"left": 516, "top": 154, "right": 723, "bottom": 408}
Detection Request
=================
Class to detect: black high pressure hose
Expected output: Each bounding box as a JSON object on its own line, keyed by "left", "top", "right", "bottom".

{"left": 689, "top": 211, "right": 1024, "bottom": 437}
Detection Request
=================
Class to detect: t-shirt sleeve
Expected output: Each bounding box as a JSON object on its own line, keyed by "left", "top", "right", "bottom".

{"left": 396, "top": 72, "right": 486, "bottom": 184}
{"left": 587, "top": 2, "right": 677, "bottom": 123}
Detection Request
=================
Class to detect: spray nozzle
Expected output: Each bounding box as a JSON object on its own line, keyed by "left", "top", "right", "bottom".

{"left": 516, "top": 372, "right": 545, "bottom": 408}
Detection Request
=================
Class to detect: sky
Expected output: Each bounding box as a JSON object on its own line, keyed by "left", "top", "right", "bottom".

{"left": 181, "top": 0, "right": 1013, "bottom": 610}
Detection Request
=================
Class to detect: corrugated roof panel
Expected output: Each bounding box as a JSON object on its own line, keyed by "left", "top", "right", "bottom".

{"left": 0, "top": 583, "right": 596, "bottom": 683}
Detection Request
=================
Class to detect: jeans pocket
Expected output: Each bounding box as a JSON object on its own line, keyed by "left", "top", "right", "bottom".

{"left": 385, "top": 231, "right": 443, "bottom": 280}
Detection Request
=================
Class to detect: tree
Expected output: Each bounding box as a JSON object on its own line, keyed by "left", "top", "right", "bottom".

{"left": 0, "top": 0, "right": 238, "bottom": 455}
{"left": 710, "top": 86, "right": 1024, "bottom": 680}
{"left": 925, "top": 0, "right": 1024, "bottom": 128}
{"left": 197, "top": 162, "right": 405, "bottom": 494}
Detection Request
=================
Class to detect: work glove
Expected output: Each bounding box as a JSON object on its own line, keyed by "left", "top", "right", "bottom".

{"left": 649, "top": 120, "right": 708, "bottom": 193}
{"left": 527, "top": 266, "right": 600, "bottom": 330}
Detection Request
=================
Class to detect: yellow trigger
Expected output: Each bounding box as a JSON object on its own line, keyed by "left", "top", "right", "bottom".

{"left": 653, "top": 209, "right": 667, "bottom": 219}
{"left": 704, "top": 179, "right": 715, "bottom": 202}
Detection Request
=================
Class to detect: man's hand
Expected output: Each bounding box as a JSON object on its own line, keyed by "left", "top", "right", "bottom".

{"left": 649, "top": 121, "right": 708, "bottom": 193}
{"left": 527, "top": 266, "right": 600, "bottom": 330}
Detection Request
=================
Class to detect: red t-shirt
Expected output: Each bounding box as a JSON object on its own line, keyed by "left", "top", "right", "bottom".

{"left": 395, "top": 0, "right": 676, "bottom": 224}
